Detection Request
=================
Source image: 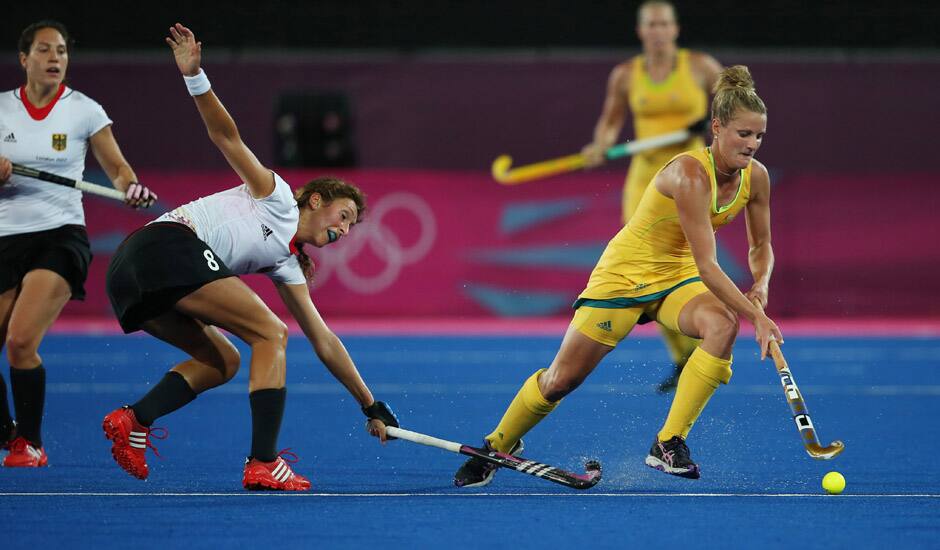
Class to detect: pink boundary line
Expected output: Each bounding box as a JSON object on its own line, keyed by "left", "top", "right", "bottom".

{"left": 50, "top": 316, "right": 940, "bottom": 337}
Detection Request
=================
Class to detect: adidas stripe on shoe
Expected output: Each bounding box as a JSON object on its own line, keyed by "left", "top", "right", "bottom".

{"left": 102, "top": 406, "right": 167, "bottom": 480}
{"left": 243, "top": 449, "right": 311, "bottom": 491}
{"left": 2, "top": 437, "right": 48, "bottom": 467}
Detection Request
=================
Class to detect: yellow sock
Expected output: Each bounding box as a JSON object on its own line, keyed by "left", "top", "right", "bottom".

{"left": 659, "top": 324, "right": 700, "bottom": 367}
{"left": 657, "top": 347, "right": 732, "bottom": 441}
{"left": 485, "top": 369, "right": 559, "bottom": 453}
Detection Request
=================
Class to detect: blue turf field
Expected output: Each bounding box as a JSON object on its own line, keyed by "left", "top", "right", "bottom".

{"left": 2, "top": 333, "right": 939, "bottom": 549}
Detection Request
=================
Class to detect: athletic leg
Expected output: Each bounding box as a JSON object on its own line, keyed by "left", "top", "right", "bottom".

{"left": 141, "top": 310, "right": 241, "bottom": 394}
{"left": 5, "top": 270, "right": 71, "bottom": 454}
{"left": 174, "top": 277, "right": 288, "bottom": 393}
{"left": 646, "top": 288, "right": 738, "bottom": 478}
{"left": 485, "top": 325, "right": 614, "bottom": 452}
{"left": 455, "top": 306, "right": 638, "bottom": 487}
{"left": 128, "top": 309, "right": 242, "bottom": 425}
{"left": 103, "top": 309, "right": 240, "bottom": 480}
{"left": 170, "top": 277, "right": 308, "bottom": 490}
{"left": 654, "top": 324, "right": 700, "bottom": 394}
{"left": 0, "top": 286, "right": 17, "bottom": 445}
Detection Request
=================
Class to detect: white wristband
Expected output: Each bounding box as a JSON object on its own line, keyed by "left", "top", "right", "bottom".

{"left": 183, "top": 69, "right": 211, "bottom": 96}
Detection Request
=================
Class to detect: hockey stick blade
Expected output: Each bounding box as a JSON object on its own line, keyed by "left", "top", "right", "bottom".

{"left": 461, "top": 444, "right": 602, "bottom": 490}
{"left": 386, "top": 426, "right": 602, "bottom": 490}
{"left": 751, "top": 298, "right": 844, "bottom": 460}
{"left": 491, "top": 153, "right": 585, "bottom": 185}
{"left": 779, "top": 363, "right": 845, "bottom": 460}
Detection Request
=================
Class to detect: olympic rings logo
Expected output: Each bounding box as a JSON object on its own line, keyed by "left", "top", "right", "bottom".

{"left": 309, "top": 192, "right": 437, "bottom": 294}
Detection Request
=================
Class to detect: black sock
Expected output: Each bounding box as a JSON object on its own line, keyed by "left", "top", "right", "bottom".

{"left": 131, "top": 371, "right": 197, "bottom": 427}
{"left": 249, "top": 388, "right": 286, "bottom": 462}
{"left": 0, "top": 373, "right": 13, "bottom": 441}
{"left": 10, "top": 365, "right": 45, "bottom": 447}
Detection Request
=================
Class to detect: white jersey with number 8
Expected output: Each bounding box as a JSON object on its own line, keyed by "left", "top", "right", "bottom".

{"left": 152, "top": 172, "right": 305, "bottom": 285}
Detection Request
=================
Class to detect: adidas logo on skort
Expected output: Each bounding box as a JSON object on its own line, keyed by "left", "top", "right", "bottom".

{"left": 2, "top": 132, "right": 14, "bottom": 143}
{"left": 261, "top": 223, "right": 273, "bottom": 240}
{"left": 596, "top": 320, "right": 612, "bottom": 332}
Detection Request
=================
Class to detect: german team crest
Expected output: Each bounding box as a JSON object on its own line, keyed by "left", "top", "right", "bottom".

{"left": 52, "top": 133, "right": 67, "bottom": 151}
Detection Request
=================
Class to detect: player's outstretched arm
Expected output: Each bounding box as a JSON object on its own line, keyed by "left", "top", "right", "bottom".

{"left": 165, "top": 22, "right": 273, "bottom": 199}
{"left": 275, "top": 282, "right": 398, "bottom": 442}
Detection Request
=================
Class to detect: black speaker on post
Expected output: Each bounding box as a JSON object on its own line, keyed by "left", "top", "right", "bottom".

{"left": 274, "top": 92, "right": 357, "bottom": 167}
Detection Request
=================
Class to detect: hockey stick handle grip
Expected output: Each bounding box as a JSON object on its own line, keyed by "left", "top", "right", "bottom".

{"left": 385, "top": 426, "right": 462, "bottom": 453}
{"left": 748, "top": 298, "right": 787, "bottom": 369}
{"left": 492, "top": 117, "right": 707, "bottom": 185}
{"left": 605, "top": 128, "right": 691, "bottom": 160}
{"left": 11, "top": 163, "right": 127, "bottom": 201}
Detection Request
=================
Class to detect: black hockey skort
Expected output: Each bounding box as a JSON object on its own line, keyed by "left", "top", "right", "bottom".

{"left": 0, "top": 224, "right": 92, "bottom": 300}
{"left": 106, "top": 222, "right": 234, "bottom": 333}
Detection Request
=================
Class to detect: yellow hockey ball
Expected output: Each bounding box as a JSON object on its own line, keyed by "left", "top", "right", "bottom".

{"left": 822, "top": 471, "right": 845, "bottom": 495}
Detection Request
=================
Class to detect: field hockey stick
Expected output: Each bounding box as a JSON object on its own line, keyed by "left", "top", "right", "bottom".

{"left": 385, "top": 426, "right": 602, "bottom": 490}
{"left": 11, "top": 163, "right": 131, "bottom": 203}
{"left": 491, "top": 118, "right": 707, "bottom": 185}
{"left": 752, "top": 299, "right": 845, "bottom": 460}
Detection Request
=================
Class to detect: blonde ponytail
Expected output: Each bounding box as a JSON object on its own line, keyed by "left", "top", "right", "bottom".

{"left": 711, "top": 65, "right": 766, "bottom": 125}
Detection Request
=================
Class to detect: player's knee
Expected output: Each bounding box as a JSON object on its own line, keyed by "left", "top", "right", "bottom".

{"left": 219, "top": 345, "right": 241, "bottom": 381}
{"left": 257, "top": 317, "right": 289, "bottom": 351}
{"left": 272, "top": 320, "right": 289, "bottom": 350}
{"left": 540, "top": 368, "right": 585, "bottom": 401}
{"left": 5, "top": 330, "right": 40, "bottom": 366}
{"left": 706, "top": 307, "right": 739, "bottom": 345}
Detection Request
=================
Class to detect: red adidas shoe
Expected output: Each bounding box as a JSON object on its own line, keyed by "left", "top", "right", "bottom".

{"left": 2, "top": 436, "right": 48, "bottom": 467}
{"left": 102, "top": 406, "right": 167, "bottom": 480}
{"left": 243, "top": 449, "right": 311, "bottom": 491}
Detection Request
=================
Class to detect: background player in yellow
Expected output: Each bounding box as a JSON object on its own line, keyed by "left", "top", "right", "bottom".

{"left": 581, "top": 1, "right": 723, "bottom": 393}
{"left": 455, "top": 65, "right": 782, "bottom": 487}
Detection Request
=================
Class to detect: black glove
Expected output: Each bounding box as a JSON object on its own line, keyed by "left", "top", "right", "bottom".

{"left": 362, "top": 401, "right": 399, "bottom": 439}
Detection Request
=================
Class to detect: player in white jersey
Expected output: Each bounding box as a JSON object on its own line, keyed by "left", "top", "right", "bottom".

{"left": 0, "top": 20, "right": 156, "bottom": 468}
{"left": 101, "top": 23, "right": 398, "bottom": 491}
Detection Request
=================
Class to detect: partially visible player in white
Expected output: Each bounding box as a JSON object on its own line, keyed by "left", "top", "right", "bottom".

{"left": 100, "top": 23, "right": 398, "bottom": 491}
{"left": 0, "top": 20, "right": 155, "bottom": 467}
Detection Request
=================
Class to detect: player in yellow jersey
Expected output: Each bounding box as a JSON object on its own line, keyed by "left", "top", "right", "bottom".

{"left": 454, "top": 66, "right": 782, "bottom": 486}
{"left": 582, "top": 1, "right": 723, "bottom": 393}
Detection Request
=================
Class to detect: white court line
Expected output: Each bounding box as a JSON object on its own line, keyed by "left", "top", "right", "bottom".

{"left": 1, "top": 492, "right": 938, "bottom": 498}
{"left": 43, "top": 382, "right": 940, "bottom": 396}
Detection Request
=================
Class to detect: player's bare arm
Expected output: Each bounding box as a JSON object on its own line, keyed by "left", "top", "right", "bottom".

{"left": 275, "top": 282, "right": 393, "bottom": 442}
{"left": 582, "top": 61, "right": 632, "bottom": 167}
{"left": 166, "top": 23, "right": 273, "bottom": 199}
{"left": 743, "top": 160, "right": 773, "bottom": 307}
{"left": 89, "top": 126, "right": 155, "bottom": 208}
{"left": 690, "top": 51, "right": 724, "bottom": 92}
